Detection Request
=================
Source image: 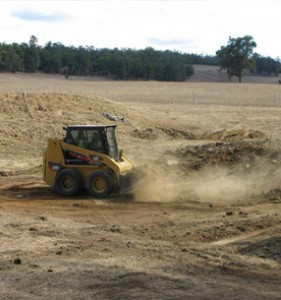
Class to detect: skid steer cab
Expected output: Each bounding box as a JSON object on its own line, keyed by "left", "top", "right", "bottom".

{"left": 43, "top": 125, "right": 133, "bottom": 198}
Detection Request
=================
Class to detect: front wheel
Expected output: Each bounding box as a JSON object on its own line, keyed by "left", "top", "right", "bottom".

{"left": 87, "top": 170, "right": 113, "bottom": 198}
{"left": 54, "top": 169, "right": 82, "bottom": 196}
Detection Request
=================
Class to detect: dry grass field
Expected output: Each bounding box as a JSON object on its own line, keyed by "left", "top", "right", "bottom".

{"left": 0, "top": 73, "right": 281, "bottom": 299}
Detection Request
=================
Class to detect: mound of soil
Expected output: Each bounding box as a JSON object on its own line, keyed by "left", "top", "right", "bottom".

{"left": 0, "top": 93, "right": 133, "bottom": 171}
{"left": 201, "top": 129, "right": 265, "bottom": 142}
{"left": 132, "top": 127, "right": 264, "bottom": 142}
{"left": 158, "top": 127, "right": 195, "bottom": 139}
{"left": 168, "top": 139, "right": 278, "bottom": 170}
{"left": 132, "top": 128, "right": 159, "bottom": 140}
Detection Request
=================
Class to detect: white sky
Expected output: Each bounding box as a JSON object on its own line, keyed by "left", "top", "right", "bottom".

{"left": 0, "top": 0, "right": 280, "bottom": 58}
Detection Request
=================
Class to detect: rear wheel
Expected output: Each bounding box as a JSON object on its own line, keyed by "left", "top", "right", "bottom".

{"left": 87, "top": 170, "right": 113, "bottom": 198}
{"left": 54, "top": 169, "right": 82, "bottom": 196}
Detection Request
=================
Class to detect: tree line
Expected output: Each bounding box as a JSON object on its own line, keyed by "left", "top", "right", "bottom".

{"left": 0, "top": 36, "right": 197, "bottom": 81}
{"left": 0, "top": 35, "right": 280, "bottom": 82}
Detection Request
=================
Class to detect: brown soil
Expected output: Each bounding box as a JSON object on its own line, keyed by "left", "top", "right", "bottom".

{"left": 0, "top": 76, "right": 281, "bottom": 299}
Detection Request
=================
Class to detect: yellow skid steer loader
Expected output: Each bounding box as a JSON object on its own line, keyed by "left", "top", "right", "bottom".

{"left": 43, "top": 125, "right": 133, "bottom": 198}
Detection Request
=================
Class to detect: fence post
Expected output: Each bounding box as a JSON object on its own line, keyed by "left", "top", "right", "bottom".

{"left": 23, "top": 91, "right": 33, "bottom": 119}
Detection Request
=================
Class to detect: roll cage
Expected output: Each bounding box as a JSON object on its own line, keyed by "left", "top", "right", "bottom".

{"left": 63, "top": 125, "right": 119, "bottom": 161}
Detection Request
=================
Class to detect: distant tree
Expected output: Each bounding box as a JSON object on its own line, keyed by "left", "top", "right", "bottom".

{"left": 23, "top": 35, "right": 40, "bottom": 72}
{"left": 216, "top": 35, "right": 257, "bottom": 83}
{"left": 29, "top": 35, "right": 38, "bottom": 48}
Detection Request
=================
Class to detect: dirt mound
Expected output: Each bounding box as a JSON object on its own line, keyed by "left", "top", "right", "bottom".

{"left": 131, "top": 127, "right": 264, "bottom": 142}
{"left": 0, "top": 93, "right": 134, "bottom": 170}
{"left": 201, "top": 129, "right": 265, "bottom": 141}
{"left": 168, "top": 139, "right": 278, "bottom": 171}
{"left": 158, "top": 127, "right": 195, "bottom": 139}
{"left": 131, "top": 127, "right": 196, "bottom": 140}
{"left": 132, "top": 128, "right": 159, "bottom": 140}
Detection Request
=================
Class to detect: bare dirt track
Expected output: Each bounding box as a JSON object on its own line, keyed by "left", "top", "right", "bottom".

{"left": 1, "top": 74, "right": 281, "bottom": 299}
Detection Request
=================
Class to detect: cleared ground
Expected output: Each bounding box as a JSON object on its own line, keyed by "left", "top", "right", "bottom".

{"left": 0, "top": 73, "right": 281, "bottom": 299}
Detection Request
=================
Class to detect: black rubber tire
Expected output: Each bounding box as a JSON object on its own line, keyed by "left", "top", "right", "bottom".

{"left": 87, "top": 170, "right": 113, "bottom": 198}
{"left": 54, "top": 169, "right": 82, "bottom": 196}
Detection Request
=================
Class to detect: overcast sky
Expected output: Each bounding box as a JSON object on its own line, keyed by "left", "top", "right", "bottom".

{"left": 0, "top": 0, "right": 280, "bottom": 58}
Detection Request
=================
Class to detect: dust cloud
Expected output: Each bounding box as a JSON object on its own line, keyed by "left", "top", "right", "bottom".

{"left": 188, "top": 161, "right": 281, "bottom": 203}
{"left": 132, "top": 172, "right": 181, "bottom": 203}
{"left": 131, "top": 158, "right": 281, "bottom": 204}
{"left": 189, "top": 168, "right": 258, "bottom": 203}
